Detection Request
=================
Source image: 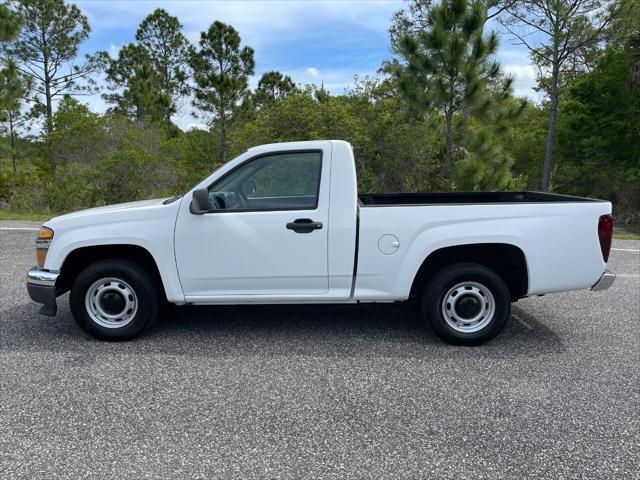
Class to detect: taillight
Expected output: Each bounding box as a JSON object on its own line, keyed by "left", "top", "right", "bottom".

{"left": 598, "top": 214, "right": 613, "bottom": 262}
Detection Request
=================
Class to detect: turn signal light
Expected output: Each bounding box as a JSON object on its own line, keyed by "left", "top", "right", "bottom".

{"left": 36, "top": 248, "right": 48, "bottom": 268}
{"left": 37, "top": 227, "right": 53, "bottom": 240}
{"left": 36, "top": 227, "right": 54, "bottom": 268}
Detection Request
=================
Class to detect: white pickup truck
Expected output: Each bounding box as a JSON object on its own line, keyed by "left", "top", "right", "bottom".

{"left": 27, "top": 140, "right": 616, "bottom": 345}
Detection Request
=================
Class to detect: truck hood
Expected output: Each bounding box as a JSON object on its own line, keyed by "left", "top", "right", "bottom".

{"left": 43, "top": 196, "right": 185, "bottom": 235}
{"left": 50, "top": 198, "right": 169, "bottom": 221}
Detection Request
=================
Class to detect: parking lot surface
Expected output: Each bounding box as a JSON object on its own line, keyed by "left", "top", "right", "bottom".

{"left": 1, "top": 222, "right": 638, "bottom": 479}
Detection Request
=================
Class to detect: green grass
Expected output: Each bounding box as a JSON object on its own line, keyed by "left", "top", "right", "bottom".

{"left": 614, "top": 223, "right": 640, "bottom": 240}
{"left": 0, "top": 211, "right": 49, "bottom": 221}
{"left": 613, "top": 231, "right": 640, "bottom": 240}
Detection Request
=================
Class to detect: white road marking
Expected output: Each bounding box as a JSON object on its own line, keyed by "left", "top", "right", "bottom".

{"left": 616, "top": 274, "right": 640, "bottom": 278}
{"left": 0, "top": 227, "right": 40, "bottom": 231}
{"left": 611, "top": 248, "right": 640, "bottom": 252}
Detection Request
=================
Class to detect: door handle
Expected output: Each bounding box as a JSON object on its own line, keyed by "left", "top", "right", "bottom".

{"left": 286, "top": 218, "right": 323, "bottom": 233}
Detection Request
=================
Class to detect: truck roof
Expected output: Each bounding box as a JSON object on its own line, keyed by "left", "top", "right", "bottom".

{"left": 246, "top": 139, "right": 350, "bottom": 152}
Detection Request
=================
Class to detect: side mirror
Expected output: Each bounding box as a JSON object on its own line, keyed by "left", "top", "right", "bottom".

{"left": 190, "top": 188, "right": 210, "bottom": 214}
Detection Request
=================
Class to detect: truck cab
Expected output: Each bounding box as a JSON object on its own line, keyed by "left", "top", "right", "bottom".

{"left": 175, "top": 141, "right": 358, "bottom": 301}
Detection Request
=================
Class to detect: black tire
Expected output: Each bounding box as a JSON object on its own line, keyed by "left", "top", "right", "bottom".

{"left": 69, "top": 259, "right": 161, "bottom": 341}
{"left": 421, "top": 262, "right": 510, "bottom": 346}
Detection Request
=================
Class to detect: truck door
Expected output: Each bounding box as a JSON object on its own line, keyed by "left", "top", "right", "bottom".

{"left": 174, "top": 147, "right": 330, "bottom": 299}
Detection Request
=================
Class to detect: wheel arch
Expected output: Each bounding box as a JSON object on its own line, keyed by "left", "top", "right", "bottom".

{"left": 57, "top": 244, "right": 168, "bottom": 301}
{"left": 409, "top": 243, "right": 529, "bottom": 301}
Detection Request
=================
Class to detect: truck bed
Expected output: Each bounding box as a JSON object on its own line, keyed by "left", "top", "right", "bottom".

{"left": 358, "top": 191, "right": 601, "bottom": 206}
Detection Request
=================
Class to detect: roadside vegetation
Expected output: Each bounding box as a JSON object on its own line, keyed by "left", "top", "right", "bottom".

{"left": 0, "top": 0, "right": 638, "bottom": 228}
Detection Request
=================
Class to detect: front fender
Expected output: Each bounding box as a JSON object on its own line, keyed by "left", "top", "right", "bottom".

{"left": 43, "top": 202, "right": 185, "bottom": 303}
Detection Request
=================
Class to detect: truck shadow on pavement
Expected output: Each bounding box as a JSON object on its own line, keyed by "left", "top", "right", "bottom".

{"left": 2, "top": 298, "right": 565, "bottom": 358}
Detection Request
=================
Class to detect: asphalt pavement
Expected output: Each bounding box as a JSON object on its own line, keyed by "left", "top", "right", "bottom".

{"left": 1, "top": 222, "right": 638, "bottom": 479}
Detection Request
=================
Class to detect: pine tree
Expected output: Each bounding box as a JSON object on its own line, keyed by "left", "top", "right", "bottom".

{"left": 0, "top": 59, "right": 31, "bottom": 174}
{"left": 102, "top": 44, "right": 170, "bottom": 124}
{"left": 395, "top": 0, "right": 502, "bottom": 176}
{"left": 190, "top": 21, "right": 254, "bottom": 165}
{"left": 390, "top": 0, "right": 517, "bottom": 53}
{"left": 254, "top": 71, "right": 298, "bottom": 109}
{"left": 8, "top": 0, "right": 97, "bottom": 171}
{"left": 100, "top": 9, "right": 190, "bottom": 130}
{"left": 134, "top": 9, "right": 191, "bottom": 128}
{"left": 0, "top": 3, "right": 21, "bottom": 42}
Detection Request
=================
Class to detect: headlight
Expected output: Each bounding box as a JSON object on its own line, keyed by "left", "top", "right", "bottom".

{"left": 36, "top": 226, "right": 54, "bottom": 268}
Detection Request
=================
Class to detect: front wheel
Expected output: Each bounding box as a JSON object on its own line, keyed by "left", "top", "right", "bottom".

{"left": 70, "top": 259, "right": 161, "bottom": 341}
{"left": 422, "top": 263, "right": 511, "bottom": 346}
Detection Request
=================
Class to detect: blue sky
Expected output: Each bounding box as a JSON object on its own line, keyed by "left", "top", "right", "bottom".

{"left": 75, "top": 0, "right": 538, "bottom": 129}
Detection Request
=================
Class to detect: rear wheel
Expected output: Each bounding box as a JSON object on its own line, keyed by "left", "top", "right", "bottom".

{"left": 422, "top": 263, "right": 510, "bottom": 345}
{"left": 70, "top": 259, "right": 161, "bottom": 341}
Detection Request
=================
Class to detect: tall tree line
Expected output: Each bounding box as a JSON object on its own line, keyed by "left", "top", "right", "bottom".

{"left": 0, "top": 0, "right": 637, "bottom": 218}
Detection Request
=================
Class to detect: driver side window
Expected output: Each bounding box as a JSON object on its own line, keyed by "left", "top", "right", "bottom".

{"left": 208, "top": 151, "right": 322, "bottom": 211}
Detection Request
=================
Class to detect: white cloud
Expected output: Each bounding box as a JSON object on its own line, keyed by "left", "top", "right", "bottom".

{"left": 495, "top": 43, "right": 542, "bottom": 101}
{"left": 108, "top": 43, "right": 122, "bottom": 58}
{"left": 174, "top": 108, "right": 207, "bottom": 131}
{"left": 502, "top": 63, "right": 541, "bottom": 101}
{"left": 305, "top": 67, "right": 319, "bottom": 78}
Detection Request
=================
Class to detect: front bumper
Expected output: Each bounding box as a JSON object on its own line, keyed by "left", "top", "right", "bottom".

{"left": 591, "top": 271, "right": 616, "bottom": 291}
{"left": 26, "top": 267, "right": 60, "bottom": 316}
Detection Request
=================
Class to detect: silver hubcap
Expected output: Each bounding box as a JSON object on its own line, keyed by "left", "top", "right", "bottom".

{"left": 441, "top": 281, "right": 495, "bottom": 333}
{"left": 85, "top": 277, "right": 138, "bottom": 329}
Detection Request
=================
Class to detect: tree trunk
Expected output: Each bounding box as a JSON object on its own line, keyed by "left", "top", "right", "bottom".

{"left": 219, "top": 112, "right": 227, "bottom": 165}
{"left": 163, "top": 60, "right": 172, "bottom": 132}
{"left": 43, "top": 51, "right": 55, "bottom": 173}
{"left": 460, "top": 101, "right": 471, "bottom": 149}
{"left": 462, "top": 102, "right": 470, "bottom": 123}
{"left": 541, "top": 63, "right": 559, "bottom": 191}
{"left": 444, "top": 109, "right": 453, "bottom": 176}
{"left": 9, "top": 111, "right": 17, "bottom": 175}
{"left": 44, "top": 82, "right": 53, "bottom": 134}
